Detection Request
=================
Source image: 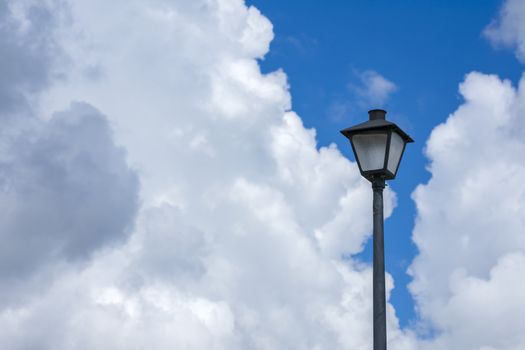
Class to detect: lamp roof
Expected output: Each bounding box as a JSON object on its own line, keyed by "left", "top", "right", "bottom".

{"left": 339, "top": 109, "right": 414, "bottom": 143}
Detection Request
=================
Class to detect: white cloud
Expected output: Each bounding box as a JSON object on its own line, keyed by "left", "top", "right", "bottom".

{"left": 349, "top": 70, "right": 397, "bottom": 107}
{"left": 0, "top": 102, "right": 139, "bottom": 272}
{"left": 0, "top": 1, "right": 416, "bottom": 349}
{"left": 0, "top": 0, "right": 139, "bottom": 308}
{"left": 404, "top": 2, "right": 525, "bottom": 347}
{"left": 484, "top": 0, "right": 525, "bottom": 62}
{"left": 13, "top": 0, "right": 525, "bottom": 348}
{"left": 410, "top": 71, "right": 525, "bottom": 349}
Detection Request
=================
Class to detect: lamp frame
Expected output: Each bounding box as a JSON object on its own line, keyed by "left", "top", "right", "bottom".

{"left": 340, "top": 110, "right": 413, "bottom": 182}
{"left": 349, "top": 129, "right": 405, "bottom": 181}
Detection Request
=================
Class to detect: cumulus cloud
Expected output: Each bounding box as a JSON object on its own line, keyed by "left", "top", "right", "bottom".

{"left": 13, "top": 0, "right": 525, "bottom": 349}
{"left": 484, "top": 0, "right": 525, "bottom": 62}
{"left": 0, "top": 0, "right": 416, "bottom": 349}
{"left": 349, "top": 70, "right": 397, "bottom": 107}
{"left": 406, "top": 2, "right": 525, "bottom": 348}
{"left": 0, "top": 102, "right": 139, "bottom": 284}
{"left": 410, "top": 71, "right": 525, "bottom": 349}
{"left": 0, "top": 0, "right": 139, "bottom": 308}
{"left": 0, "top": 0, "right": 61, "bottom": 116}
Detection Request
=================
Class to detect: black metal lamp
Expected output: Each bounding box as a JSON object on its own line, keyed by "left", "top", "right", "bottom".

{"left": 340, "top": 109, "right": 413, "bottom": 181}
{"left": 340, "top": 109, "right": 413, "bottom": 350}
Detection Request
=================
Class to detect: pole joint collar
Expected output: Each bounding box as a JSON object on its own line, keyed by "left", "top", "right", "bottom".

{"left": 372, "top": 177, "right": 385, "bottom": 190}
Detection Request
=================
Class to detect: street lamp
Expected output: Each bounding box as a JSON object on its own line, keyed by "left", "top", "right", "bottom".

{"left": 340, "top": 109, "right": 413, "bottom": 350}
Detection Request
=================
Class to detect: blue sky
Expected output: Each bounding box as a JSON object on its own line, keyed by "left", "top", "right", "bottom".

{"left": 3, "top": 0, "right": 525, "bottom": 348}
{"left": 250, "top": 0, "right": 524, "bottom": 327}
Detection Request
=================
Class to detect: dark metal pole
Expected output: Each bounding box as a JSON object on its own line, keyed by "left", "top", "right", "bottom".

{"left": 372, "top": 176, "right": 386, "bottom": 350}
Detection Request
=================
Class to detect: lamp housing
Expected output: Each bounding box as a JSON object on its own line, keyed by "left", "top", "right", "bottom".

{"left": 340, "top": 109, "right": 413, "bottom": 181}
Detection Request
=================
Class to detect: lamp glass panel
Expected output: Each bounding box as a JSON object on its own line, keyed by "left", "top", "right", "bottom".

{"left": 387, "top": 131, "right": 405, "bottom": 174}
{"left": 352, "top": 133, "right": 388, "bottom": 171}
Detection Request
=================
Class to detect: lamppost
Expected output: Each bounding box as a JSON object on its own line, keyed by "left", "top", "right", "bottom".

{"left": 340, "top": 109, "right": 413, "bottom": 350}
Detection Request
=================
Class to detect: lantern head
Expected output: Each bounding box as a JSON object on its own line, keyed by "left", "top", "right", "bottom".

{"left": 340, "top": 109, "right": 413, "bottom": 181}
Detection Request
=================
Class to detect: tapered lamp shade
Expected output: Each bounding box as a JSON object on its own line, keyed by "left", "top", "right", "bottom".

{"left": 341, "top": 110, "right": 413, "bottom": 181}
{"left": 352, "top": 133, "right": 388, "bottom": 171}
{"left": 386, "top": 131, "right": 405, "bottom": 174}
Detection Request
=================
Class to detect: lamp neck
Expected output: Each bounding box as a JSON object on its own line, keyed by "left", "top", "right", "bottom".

{"left": 372, "top": 177, "right": 385, "bottom": 191}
